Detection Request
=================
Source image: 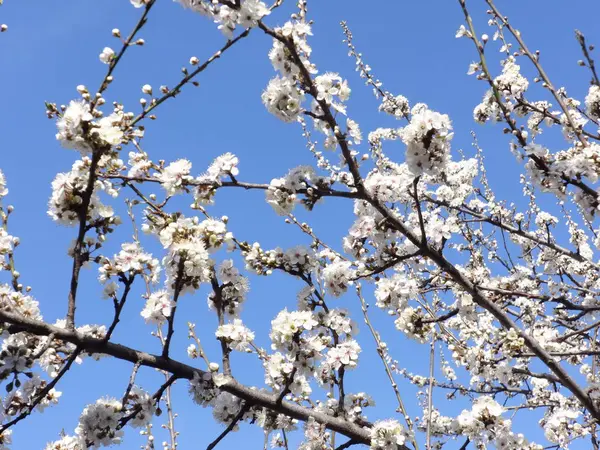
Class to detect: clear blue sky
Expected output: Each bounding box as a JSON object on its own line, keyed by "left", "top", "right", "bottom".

{"left": 1, "top": 0, "right": 599, "bottom": 448}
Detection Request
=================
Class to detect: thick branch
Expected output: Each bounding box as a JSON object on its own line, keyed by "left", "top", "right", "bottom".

{"left": 0, "top": 310, "right": 383, "bottom": 448}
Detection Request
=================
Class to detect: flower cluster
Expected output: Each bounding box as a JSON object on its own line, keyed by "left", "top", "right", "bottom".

{"left": 208, "top": 260, "right": 250, "bottom": 316}
{"left": 325, "top": 339, "right": 360, "bottom": 370}
{"left": 261, "top": 76, "right": 305, "bottom": 123}
{"left": 74, "top": 397, "right": 124, "bottom": 447}
{"left": 242, "top": 243, "right": 317, "bottom": 276}
{"left": 322, "top": 260, "right": 355, "bottom": 297}
{"left": 400, "top": 104, "right": 453, "bottom": 175}
{"left": 98, "top": 242, "right": 160, "bottom": 285}
{"left": 152, "top": 216, "right": 229, "bottom": 293}
{"left": 176, "top": 0, "right": 269, "bottom": 37}
{"left": 270, "top": 309, "right": 318, "bottom": 351}
{"left": 374, "top": 272, "right": 418, "bottom": 311}
{"left": 269, "top": 21, "right": 314, "bottom": 78}
{"left": 140, "top": 290, "right": 174, "bottom": 324}
{"left": 265, "top": 165, "right": 333, "bottom": 215}
{"left": 48, "top": 158, "right": 119, "bottom": 226}
{"left": 494, "top": 58, "right": 529, "bottom": 99}
{"left": 56, "top": 100, "right": 124, "bottom": 153}
{"left": 585, "top": 84, "right": 600, "bottom": 119}
{"left": 215, "top": 319, "right": 255, "bottom": 351}
{"left": 370, "top": 419, "right": 408, "bottom": 450}
{"left": 314, "top": 72, "right": 351, "bottom": 114}
{"left": 157, "top": 159, "right": 192, "bottom": 196}
{"left": 194, "top": 153, "right": 240, "bottom": 205}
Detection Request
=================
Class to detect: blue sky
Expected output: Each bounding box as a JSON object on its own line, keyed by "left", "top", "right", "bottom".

{"left": 1, "top": 0, "right": 600, "bottom": 448}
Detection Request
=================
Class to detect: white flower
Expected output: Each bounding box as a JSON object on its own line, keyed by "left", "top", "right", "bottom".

{"left": 270, "top": 309, "right": 318, "bottom": 350}
{"left": 128, "top": 151, "right": 152, "bottom": 178}
{"left": 56, "top": 101, "right": 123, "bottom": 151}
{"left": 0, "top": 169, "right": 8, "bottom": 199}
{"left": 141, "top": 290, "right": 174, "bottom": 324}
{"left": 206, "top": 152, "right": 239, "bottom": 179}
{"left": 314, "top": 72, "right": 350, "bottom": 114}
{"left": 471, "top": 395, "right": 504, "bottom": 419}
{"left": 216, "top": 319, "right": 255, "bottom": 351}
{"left": 400, "top": 105, "right": 453, "bottom": 175}
{"left": 126, "top": 386, "right": 156, "bottom": 428}
{"left": 379, "top": 95, "right": 410, "bottom": 118}
{"left": 101, "top": 281, "right": 118, "bottom": 299}
{"left": 158, "top": 159, "right": 192, "bottom": 196}
{"left": 326, "top": 339, "right": 361, "bottom": 370}
{"left": 44, "top": 434, "right": 85, "bottom": 450}
{"left": 494, "top": 58, "right": 529, "bottom": 99}
{"left": 543, "top": 408, "right": 582, "bottom": 446}
{"left": 375, "top": 273, "right": 418, "bottom": 311}
{"left": 95, "top": 112, "right": 124, "bottom": 146}
{"left": 0, "top": 228, "right": 16, "bottom": 256}
{"left": 189, "top": 371, "right": 217, "bottom": 407}
{"left": 99, "top": 47, "right": 115, "bottom": 64}
{"left": 322, "top": 260, "right": 355, "bottom": 297}
{"left": 455, "top": 24, "right": 470, "bottom": 39}
{"left": 236, "top": 0, "right": 270, "bottom": 28}
{"left": 262, "top": 76, "right": 304, "bottom": 122}
{"left": 346, "top": 118, "right": 362, "bottom": 144}
{"left": 370, "top": 419, "right": 407, "bottom": 449}
{"left": 586, "top": 84, "right": 600, "bottom": 119}
{"left": 48, "top": 158, "right": 116, "bottom": 226}
{"left": 456, "top": 396, "right": 505, "bottom": 438}
{"left": 98, "top": 242, "right": 159, "bottom": 283}
{"left": 56, "top": 100, "right": 93, "bottom": 152}
{"left": 75, "top": 398, "right": 123, "bottom": 447}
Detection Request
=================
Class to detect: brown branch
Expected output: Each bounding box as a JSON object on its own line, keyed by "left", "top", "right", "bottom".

{"left": 101, "top": 174, "right": 361, "bottom": 201}
{"left": 93, "top": 0, "right": 157, "bottom": 104}
{"left": 205, "top": 403, "right": 249, "bottom": 450}
{"left": 105, "top": 275, "right": 135, "bottom": 342}
{"left": 210, "top": 275, "right": 232, "bottom": 376}
{"left": 0, "top": 347, "right": 82, "bottom": 433}
{"left": 576, "top": 29, "right": 600, "bottom": 86}
{"left": 131, "top": 27, "right": 252, "bottom": 127}
{"left": 0, "top": 309, "right": 381, "bottom": 448}
{"left": 66, "top": 150, "right": 103, "bottom": 329}
{"left": 163, "top": 259, "right": 186, "bottom": 358}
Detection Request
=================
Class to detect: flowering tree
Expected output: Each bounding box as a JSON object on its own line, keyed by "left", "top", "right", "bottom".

{"left": 1, "top": 0, "right": 600, "bottom": 448}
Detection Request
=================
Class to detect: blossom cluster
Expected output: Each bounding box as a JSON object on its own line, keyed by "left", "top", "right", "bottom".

{"left": 176, "top": 0, "right": 270, "bottom": 37}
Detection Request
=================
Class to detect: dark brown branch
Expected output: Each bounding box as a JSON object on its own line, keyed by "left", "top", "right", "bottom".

{"left": 66, "top": 150, "right": 103, "bottom": 329}
{"left": 576, "top": 29, "right": 600, "bottom": 86}
{"left": 163, "top": 260, "right": 186, "bottom": 358}
{"left": 94, "top": 0, "right": 157, "bottom": 104}
{"left": 0, "top": 347, "right": 82, "bottom": 433}
{"left": 205, "top": 403, "right": 249, "bottom": 450}
{"left": 131, "top": 27, "right": 252, "bottom": 127}
{"left": 335, "top": 440, "right": 359, "bottom": 450}
{"left": 101, "top": 174, "right": 361, "bottom": 201}
{"left": 105, "top": 275, "right": 135, "bottom": 342}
